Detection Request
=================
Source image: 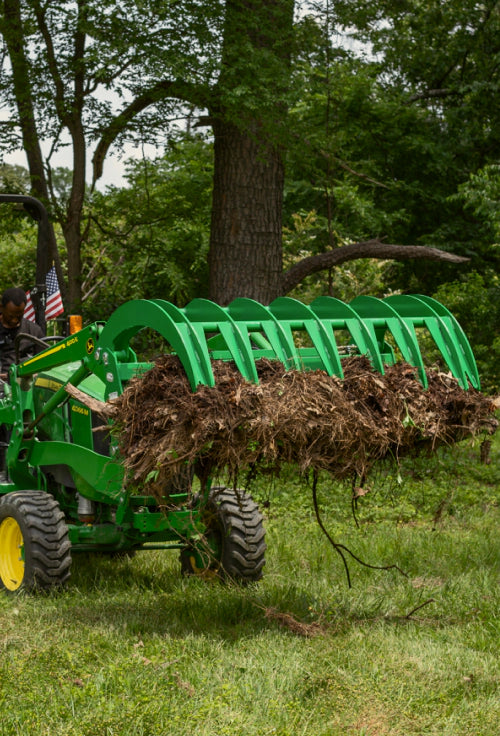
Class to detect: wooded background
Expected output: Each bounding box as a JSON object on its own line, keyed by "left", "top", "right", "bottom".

{"left": 0, "top": 0, "right": 499, "bottom": 389}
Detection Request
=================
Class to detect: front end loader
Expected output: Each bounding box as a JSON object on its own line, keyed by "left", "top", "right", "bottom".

{"left": 0, "top": 195, "right": 482, "bottom": 593}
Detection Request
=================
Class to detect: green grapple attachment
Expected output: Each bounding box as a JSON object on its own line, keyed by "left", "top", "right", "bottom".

{"left": 119, "top": 294, "right": 475, "bottom": 391}
{"left": 0, "top": 194, "right": 481, "bottom": 594}
{"left": 95, "top": 294, "right": 478, "bottom": 390}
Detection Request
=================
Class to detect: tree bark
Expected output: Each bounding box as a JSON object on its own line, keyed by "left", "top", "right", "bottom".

{"left": 1, "top": 0, "right": 63, "bottom": 297}
{"left": 63, "top": 127, "right": 86, "bottom": 310}
{"left": 209, "top": 120, "right": 285, "bottom": 304}
{"left": 207, "top": 0, "right": 294, "bottom": 305}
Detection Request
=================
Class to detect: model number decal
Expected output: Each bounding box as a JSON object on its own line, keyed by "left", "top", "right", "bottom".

{"left": 71, "top": 404, "right": 89, "bottom": 416}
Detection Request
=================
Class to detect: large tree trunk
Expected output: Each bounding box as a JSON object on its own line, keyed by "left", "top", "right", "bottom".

{"left": 63, "top": 211, "right": 83, "bottom": 312}
{"left": 208, "top": 0, "right": 294, "bottom": 305}
{"left": 63, "top": 115, "right": 87, "bottom": 311}
{"left": 209, "top": 120, "right": 285, "bottom": 304}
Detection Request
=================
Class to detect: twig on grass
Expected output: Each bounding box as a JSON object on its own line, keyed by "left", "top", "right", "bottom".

{"left": 312, "top": 470, "right": 408, "bottom": 588}
{"left": 261, "top": 606, "right": 325, "bottom": 637}
{"left": 405, "top": 598, "right": 436, "bottom": 620}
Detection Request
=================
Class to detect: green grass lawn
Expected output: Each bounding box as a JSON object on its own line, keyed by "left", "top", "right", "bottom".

{"left": 1, "top": 432, "right": 498, "bottom": 735}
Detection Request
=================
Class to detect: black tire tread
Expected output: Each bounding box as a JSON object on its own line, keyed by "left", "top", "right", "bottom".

{"left": 182, "top": 486, "right": 266, "bottom": 583}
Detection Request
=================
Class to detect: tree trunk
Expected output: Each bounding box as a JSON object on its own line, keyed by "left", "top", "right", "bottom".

{"left": 63, "top": 218, "right": 83, "bottom": 312}
{"left": 2, "top": 0, "right": 63, "bottom": 297}
{"left": 63, "top": 116, "right": 87, "bottom": 311}
{"left": 209, "top": 120, "right": 285, "bottom": 304}
{"left": 208, "top": 0, "right": 294, "bottom": 305}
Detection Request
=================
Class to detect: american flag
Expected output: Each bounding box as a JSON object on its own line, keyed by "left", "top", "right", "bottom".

{"left": 45, "top": 266, "right": 64, "bottom": 319}
{"left": 23, "top": 292, "right": 36, "bottom": 322}
{"left": 24, "top": 266, "right": 64, "bottom": 323}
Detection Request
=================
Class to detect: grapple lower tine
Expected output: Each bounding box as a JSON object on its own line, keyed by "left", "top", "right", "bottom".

{"left": 349, "top": 295, "right": 429, "bottom": 387}
{"left": 397, "top": 295, "right": 480, "bottom": 389}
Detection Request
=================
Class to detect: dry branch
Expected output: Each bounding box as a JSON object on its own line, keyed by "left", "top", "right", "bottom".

{"left": 281, "top": 240, "right": 469, "bottom": 294}
{"left": 64, "top": 383, "right": 115, "bottom": 418}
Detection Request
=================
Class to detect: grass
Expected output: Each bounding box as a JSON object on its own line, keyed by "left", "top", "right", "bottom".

{"left": 1, "top": 431, "right": 499, "bottom": 735}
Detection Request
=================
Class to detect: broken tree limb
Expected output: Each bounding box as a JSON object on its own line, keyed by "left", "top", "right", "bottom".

{"left": 281, "top": 240, "right": 469, "bottom": 295}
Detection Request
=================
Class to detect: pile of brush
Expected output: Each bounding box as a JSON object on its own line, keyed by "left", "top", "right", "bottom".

{"left": 103, "top": 355, "right": 497, "bottom": 501}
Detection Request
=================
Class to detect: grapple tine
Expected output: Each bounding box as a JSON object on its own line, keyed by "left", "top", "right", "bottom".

{"left": 349, "top": 295, "right": 428, "bottom": 387}
{"left": 269, "top": 297, "right": 344, "bottom": 377}
{"left": 97, "top": 299, "right": 214, "bottom": 392}
{"left": 310, "top": 296, "right": 386, "bottom": 375}
{"left": 227, "top": 298, "right": 299, "bottom": 370}
{"left": 184, "top": 299, "right": 259, "bottom": 383}
{"left": 383, "top": 295, "right": 477, "bottom": 390}
{"left": 151, "top": 299, "right": 214, "bottom": 386}
{"left": 405, "top": 295, "right": 480, "bottom": 389}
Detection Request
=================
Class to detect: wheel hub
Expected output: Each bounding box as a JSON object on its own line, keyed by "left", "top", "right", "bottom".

{"left": 0, "top": 517, "right": 25, "bottom": 591}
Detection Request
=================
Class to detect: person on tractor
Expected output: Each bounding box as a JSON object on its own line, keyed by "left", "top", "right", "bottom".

{"left": 0, "top": 287, "right": 44, "bottom": 378}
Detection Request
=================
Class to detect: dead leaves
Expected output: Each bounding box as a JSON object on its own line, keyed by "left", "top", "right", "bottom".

{"left": 263, "top": 607, "right": 325, "bottom": 638}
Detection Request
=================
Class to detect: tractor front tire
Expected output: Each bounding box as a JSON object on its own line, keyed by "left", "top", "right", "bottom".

{"left": 180, "top": 486, "right": 266, "bottom": 584}
{"left": 0, "top": 491, "right": 71, "bottom": 593}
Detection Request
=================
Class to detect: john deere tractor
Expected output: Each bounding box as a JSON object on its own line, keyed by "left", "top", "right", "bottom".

{"left": 0, "top": 195, "right": 480, "bottom": 593}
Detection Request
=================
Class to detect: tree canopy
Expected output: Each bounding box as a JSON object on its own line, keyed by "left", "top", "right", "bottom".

{"left": 2, "top": 0, "right": 491, "bottom": 309}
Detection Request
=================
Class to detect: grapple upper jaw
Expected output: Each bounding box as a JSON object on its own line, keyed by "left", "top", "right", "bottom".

{"left": 96, "top": 295, "right": 480, "bottom": 392}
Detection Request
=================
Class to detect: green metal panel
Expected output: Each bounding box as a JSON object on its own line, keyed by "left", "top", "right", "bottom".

{"left": 16, "top": 325, "right": 99, "bottom": 377}
{"left": 29, "top": 441, "right": 124, "bottom": 502}
{"left": 69, "top": 400, "right": 94, "bottom": 449}
{"left": 32, "top": 382, "right": 71, "bottom": 444}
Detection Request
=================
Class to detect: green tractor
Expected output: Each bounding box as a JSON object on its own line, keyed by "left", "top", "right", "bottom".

{"left": 0, "top": 195, "right": 480, "bottom": 593}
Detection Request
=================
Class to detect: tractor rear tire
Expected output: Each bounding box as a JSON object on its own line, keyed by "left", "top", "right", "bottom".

{"left": 180, "top": 486, "right": 266, "bottom": 584}
{"left": 0, "top": 491, "right": 72, "bottom": 593}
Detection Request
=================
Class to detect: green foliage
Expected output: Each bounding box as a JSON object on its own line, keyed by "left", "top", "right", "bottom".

{"left": 458, "top": 164, "right": 500, "bottom": 243}
{"left": 0, "top": 0, "right": 222, "bottom": 155}
{"left": 0, "top": 208, "right": 38, "bottom": 292}
{"left": 286, "top": 2, "right": 500, "bottom": 297}
{"left": 0, "top": 175, "right": 67, "bottom": 295}
{"left": 82, "top": 135, "right": 212, "bottom": 322}
{"left": 0, "top": 228, "right": 38, "bottom": 291}
{"left": 216, "top": 0, "right": 294, "bottom": 134}
{"left": 432, "top": 272, "right": 500, "bottom": 394}
{"left": 285, "top": 56, "right": 412, "bottom": 245}
{"left": 0, "top": 164, "right": 29, "bottom": 195}
{"left": 283, "top": 210, "right": 388, "bottom": 302}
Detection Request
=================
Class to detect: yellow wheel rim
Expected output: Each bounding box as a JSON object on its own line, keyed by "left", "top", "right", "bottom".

{"left": 0, "top": 517, "right": 25, "bottom": 591}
